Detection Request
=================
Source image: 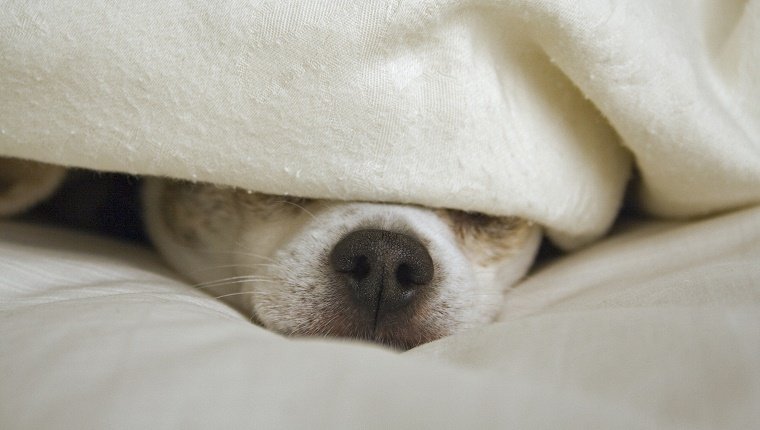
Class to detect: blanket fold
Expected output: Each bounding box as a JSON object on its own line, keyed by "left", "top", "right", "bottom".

{"left": 1, "top": 0, "right": 759, "bottom": 248}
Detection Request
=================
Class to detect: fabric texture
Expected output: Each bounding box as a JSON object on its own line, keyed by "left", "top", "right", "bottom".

{"left": 2, "top": 206, "right": 759, "bottom": 429}
{"left": 2, "top": 2, "right": 759, "bottom": 428}
{"left": 2, "top": 1, "right": 759, "bottom": 248}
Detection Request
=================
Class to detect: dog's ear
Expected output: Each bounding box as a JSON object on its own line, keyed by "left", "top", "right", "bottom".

{"left": 0, "top": 157, "right": 67, "bottom": 217}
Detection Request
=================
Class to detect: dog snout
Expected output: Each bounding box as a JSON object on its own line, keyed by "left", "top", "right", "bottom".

{"left": 329, "top": 229, "right": 434, "bottom": 313}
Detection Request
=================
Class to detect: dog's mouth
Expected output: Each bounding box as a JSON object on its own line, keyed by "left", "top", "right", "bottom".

{"left": 249, "top": 274, "right": 452, "bottom": 351}
{"left": 275, "top": 302, "right": 450, "bottom": 351}
{"left": 367, "top": 309, "right": 452, "bottom": 350}
{"left": 249, "top": 295, "right": 449, "bottom": 350}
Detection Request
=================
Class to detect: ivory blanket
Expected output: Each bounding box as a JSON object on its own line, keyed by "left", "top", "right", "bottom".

{"left": 2, "top": 0, "right": 759, "bottom": 247}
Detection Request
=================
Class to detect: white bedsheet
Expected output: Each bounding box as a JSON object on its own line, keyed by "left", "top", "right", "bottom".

{"left": 2, "top": 206, "right": 758, "bottom": 429}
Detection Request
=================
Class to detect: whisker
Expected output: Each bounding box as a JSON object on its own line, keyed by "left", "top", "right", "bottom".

{"left": 190, "top": 276, "right": 278, "bottom": 290}
{"left": 222, "top": 248, "right": 278, "bottom": 263}
{"left": 190, "top": 275, "right": 262, "bottom": 287}
{"left": 200, "top": 279, "right": 280, "bottom": 292}
{"left": 187, "top": 263, "right": 284, "bottom": 274}
{"left": 275, "top": 199, "right": 317, "bottom": 221}
{"left": 155, "top": 237, "right": 279, "bottom": 263}
{"left": 214, "top": 291, "right": 267, "bottom": 299}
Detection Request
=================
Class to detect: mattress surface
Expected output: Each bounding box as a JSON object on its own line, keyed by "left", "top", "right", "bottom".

{"left": 2, "top": 206, "right": 758, "bottom": 429}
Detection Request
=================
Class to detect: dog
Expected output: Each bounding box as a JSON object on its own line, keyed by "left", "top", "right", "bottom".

{"left": 142, "top": 179, "right": 541, "bottom": 349}
{"left": 2, "top": 159, "right": 542, "bottom": 349}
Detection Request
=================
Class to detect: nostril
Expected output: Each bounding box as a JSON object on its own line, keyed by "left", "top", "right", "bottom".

{"left": 396, "top": 263, "right": 419, "bottom": 288}
{"left": 396, "top": 263, "right": 414, "bottom": 288}
{"left": 349, "top": 255, "right": 371, "bottom": 281}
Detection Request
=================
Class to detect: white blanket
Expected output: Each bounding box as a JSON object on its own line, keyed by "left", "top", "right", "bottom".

{"left": 2, "top": 205, "right": 759, "bottom": 429}
{"left": 2, "top": 1, "right": 759, "bottom": 247}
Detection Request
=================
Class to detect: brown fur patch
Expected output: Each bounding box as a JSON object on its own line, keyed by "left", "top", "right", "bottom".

{"left": 159, "top": 181, "right": 241, "bottom": 247}
{"left": 159, "top": 181, "right": 315, "bottom": 246}
{"left": 0, "top": 158, "right": 67, "bottom": 216}
{"left": 438, "top": 209, "right": 534, "bottom": 265}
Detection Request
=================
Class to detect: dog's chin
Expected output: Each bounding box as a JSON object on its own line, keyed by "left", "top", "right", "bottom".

{"left": 252, "top": 302, "right": 466, "bottom": 351}
{"left": 243, "top": 276, "right": 498, "bottom": 351}
{"left": 277, "top": 317, "right": 453, "bottom": 351}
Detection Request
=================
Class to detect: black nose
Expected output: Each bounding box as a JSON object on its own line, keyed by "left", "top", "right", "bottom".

{"left": 329, "top": 229, "right": 434, "bottom": 313}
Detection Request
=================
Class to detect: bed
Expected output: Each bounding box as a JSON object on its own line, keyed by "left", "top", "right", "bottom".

{"left": 1, "top": 1, "right": 759, "bottom": 428}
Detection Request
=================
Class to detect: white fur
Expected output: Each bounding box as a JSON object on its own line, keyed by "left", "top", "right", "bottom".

{"left": 143, "top": 178, "right": 542, "bottom": 348}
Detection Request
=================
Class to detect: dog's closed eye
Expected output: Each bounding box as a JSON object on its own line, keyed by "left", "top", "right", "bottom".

{"left": 234, "top": 190, "right": 315, "bottom": 219}
{"left": 440, "top": 209, "right": 534, "bottom": 265}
